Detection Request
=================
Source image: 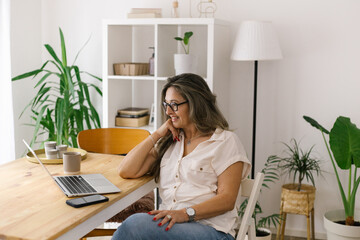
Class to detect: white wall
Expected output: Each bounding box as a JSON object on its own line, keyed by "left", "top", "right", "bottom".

{"left": 10, "top": 0, "right": 360, "bottom": 238}
{"left": 11, "top": 0, "right": 42, "bottom": 158}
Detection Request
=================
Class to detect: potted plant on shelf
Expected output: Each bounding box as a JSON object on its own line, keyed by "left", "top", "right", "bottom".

{"left": 304, "top": 116, "right": 360, "bottom": 240}
{"left": 12, "top": 28, "right": 102, "bottom": 148}
{"left": 173, "top": 31, "right": 198, "bottom": 75}
{"left": 239, "top": 155, "right": 281, "bottom": 240}
{"left": 274, "top": 138, "right": 321, "bottom": 240}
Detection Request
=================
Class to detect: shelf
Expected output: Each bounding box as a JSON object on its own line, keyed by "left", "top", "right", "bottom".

{"left": 108, "top": 75, "right": 156, "bottom": 80}
{"left": 103, "top": 18, "right": 230, "bottom": 130}
{"left": 107, "top": 75, "right": 174, "bottom": 81}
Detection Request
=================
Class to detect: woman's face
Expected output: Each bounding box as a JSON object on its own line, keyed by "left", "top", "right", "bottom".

{"left": 164, "top": 86, "right": 191, "bottom": 129}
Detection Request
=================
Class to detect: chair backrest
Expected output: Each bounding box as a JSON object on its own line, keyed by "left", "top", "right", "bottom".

{"left": 236, "top": 172, "right": 264, "bottom": 240}
{"left": 77, "top": 128, "right": 150, "bottom": 155}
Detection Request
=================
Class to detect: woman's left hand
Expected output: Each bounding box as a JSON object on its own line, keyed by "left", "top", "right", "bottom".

{"left": 148, "top": 209, "right": 189, "bottom": 231}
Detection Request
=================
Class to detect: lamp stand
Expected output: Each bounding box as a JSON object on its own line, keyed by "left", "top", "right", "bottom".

{"left": 251, "top": 60, "right": 258, "bottom": 179}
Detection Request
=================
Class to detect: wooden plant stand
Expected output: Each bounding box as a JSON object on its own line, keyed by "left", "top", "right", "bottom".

{"left": 276, "top": 183, "right": 316, "bottom": 240}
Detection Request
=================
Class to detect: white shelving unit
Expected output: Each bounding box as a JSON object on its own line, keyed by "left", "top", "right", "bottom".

{"left": 102, "top": 18, "right": 231, "bottom": 132}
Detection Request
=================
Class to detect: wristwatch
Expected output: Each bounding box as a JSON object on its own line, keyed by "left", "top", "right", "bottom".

{"left": 186, "top": 207, "right": 196, "bottom": 222}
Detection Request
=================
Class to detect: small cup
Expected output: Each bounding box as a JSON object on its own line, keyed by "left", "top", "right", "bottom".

{"left": 44, "top": 141, "right": 57, "bottom": 153}
{"left": 46, "top": 149, "right": 58, "bottom": 159}
{"left": 56, "top": 145, "right": 68, "bottom": 158}
{"left": 63, "top": 152, "right": 81, "bottom": 174}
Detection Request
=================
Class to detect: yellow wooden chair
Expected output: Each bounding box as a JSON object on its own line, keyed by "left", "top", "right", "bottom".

{"left": 77, "top": 128, "right": 155, "bottom": 239}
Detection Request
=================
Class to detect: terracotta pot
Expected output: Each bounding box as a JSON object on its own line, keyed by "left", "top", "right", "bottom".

{"left": 324, "top": 209, "right": 360, "bottom": 240}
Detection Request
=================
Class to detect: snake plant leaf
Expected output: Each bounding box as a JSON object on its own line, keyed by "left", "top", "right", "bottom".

{"left": 68, "top": 68, "right": 76, "bottom": 98}
{"left": 55, "top": 98, "right": 65, "bottom": 144}
{"left": 82, "top": 71, "right": 103, "bottom": 82}
{"left": 73, "top": 34, "right": 91, "bottom": 65}
{"left": 329, "top": 116, "right": 360, "bottom": 169}
{"left": 34, "top": 72, "right": 53, "bottom": 88}
{"left": 59, "top": 28, "right": 67, "bottom": 66}
{"left": 12, "top": 69, "right": 43, "bottom": 81}
{"left": 45, "top": 44, "right": 62, "bottom": 68}
{"left": 303, "top": 116, "right": 330, "bottom": 134}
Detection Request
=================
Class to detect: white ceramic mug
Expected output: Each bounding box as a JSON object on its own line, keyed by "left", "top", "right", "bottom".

{"left": 63, "top": 152, "right": 81, "bottom": 174}
{"left": 44, "top": 141, "right": 57, "bottom": 153}
{"left": 46, "top": 149, "right": 58, "bottom": 159}
{"left": 56, "top": 145, "right": 68, "bottom": 158}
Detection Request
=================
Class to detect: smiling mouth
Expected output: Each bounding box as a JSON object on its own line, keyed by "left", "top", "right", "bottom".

{"left": 170, "top": 116, "right": 179, "bottom": 121}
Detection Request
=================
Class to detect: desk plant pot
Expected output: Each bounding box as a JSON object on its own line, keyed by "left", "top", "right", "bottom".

{"left": 174, "top": 31, "right": 198, "bottom": 75}
{"left": 174, "top": 54, "right": 198, "bottom": 75}
{"left": 324, "top": 209, "right": 360, "bottom": 240}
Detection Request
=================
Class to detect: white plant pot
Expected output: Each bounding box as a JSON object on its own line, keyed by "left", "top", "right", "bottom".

{"left": 174, "top": 54, "right": 198, "bottom": 75}
{"left": 244, "top": 228, "right": 271, "bottom": 240}
{"left": 324, "top": 209, "right": 360, "bottom": 240}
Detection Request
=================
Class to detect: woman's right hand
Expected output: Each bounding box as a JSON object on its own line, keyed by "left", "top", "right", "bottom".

{"left": 154, "top": 119, "right": 180, "bottom": 141}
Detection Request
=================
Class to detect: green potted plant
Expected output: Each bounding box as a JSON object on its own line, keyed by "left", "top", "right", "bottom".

{"left": 304, "top": 116, "right": 360, "bottom": 240}
{"left": 12, "top": 28, "right": 102, "bottom": 148}
{"left": 277, "top": 138, "right": 322, "bottom": 191}
{"left": 239, "top": 155, "right": 281, "bottom": 239}
{"left": 173, "top": 31, "right": 197, "bottom": 75}
{"left": 274, "top": 138, "right": 321, "bottom": 239}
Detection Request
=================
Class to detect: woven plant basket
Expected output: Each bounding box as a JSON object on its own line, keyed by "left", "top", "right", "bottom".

{"left": 281, "top": 183, "right": 316, "bottom": 215}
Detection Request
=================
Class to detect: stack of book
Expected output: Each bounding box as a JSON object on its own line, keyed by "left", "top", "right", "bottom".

{"left": 115, "top": 107, "right": 150, "bottom": 127}
{"left": 127, "top": 8, "right": 162, "bottom": 18}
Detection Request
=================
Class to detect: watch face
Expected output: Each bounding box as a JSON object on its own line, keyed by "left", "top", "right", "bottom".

{"left": 186, "top": 207, "right": 195, "bottom": 216}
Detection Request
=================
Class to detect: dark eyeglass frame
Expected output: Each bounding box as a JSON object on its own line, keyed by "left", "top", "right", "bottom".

{"left": 162, "top": 101, "right": 188, "bottom": 112}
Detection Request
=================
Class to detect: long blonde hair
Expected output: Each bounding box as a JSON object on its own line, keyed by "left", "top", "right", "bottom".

{"left": 149, "top": 73, "right": 228, "bottom": 181}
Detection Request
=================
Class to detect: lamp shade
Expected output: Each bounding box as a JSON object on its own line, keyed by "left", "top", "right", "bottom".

{"left": 231, "top": 21, "right": 282, "bottom": 61}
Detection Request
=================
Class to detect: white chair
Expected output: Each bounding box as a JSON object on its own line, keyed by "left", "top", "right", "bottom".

{"left": 236, "top": 172, "right": 264, "bottom": 240}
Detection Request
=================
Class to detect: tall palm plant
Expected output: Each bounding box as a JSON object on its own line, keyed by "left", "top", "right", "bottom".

{"left": 12, "top": 28, "right": 102, "bottom": 148}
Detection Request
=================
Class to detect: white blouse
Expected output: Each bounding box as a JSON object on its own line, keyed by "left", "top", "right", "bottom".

{"left": 158, "top": 128, "right": 251, "bottom": 237}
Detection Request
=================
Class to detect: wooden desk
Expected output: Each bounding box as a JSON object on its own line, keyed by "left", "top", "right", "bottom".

{"left": 0, "top": 153, "right": 157, "bottom": 240}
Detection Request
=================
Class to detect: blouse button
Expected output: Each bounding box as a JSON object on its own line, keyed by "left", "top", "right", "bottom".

{"left": 176, "top": 175, "right": 178, "bottom": 178}
{"left": 200, "top": 167, "right": 203, "bottom": 171}
{"left": 173, "top": 199, "right": 176, "bottom": 202}
{"left": 174, "top": 186, "right": 177, "bottom": 189}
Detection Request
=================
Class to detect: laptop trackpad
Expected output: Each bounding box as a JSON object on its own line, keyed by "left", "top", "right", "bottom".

{"left": 83, "top": 174, "right": 120, "bottom": 192}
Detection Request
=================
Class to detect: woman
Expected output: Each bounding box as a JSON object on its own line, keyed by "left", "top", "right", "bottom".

{"left": 113, "top": 73, "right": 250, "bottom": 240}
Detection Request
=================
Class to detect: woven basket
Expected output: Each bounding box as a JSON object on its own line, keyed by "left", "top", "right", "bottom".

{"left": 281, "top": 183, "right": 316, "bottom": 215}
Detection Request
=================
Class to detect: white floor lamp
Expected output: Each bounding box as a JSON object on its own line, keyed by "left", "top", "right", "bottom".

{"left": 231, "top": 21, "right": 282, "bottom": 178}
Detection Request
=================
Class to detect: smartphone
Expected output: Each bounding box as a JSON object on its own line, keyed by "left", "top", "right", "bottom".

{"left": 66, "top": 194, "right": 109, "bottom": 208}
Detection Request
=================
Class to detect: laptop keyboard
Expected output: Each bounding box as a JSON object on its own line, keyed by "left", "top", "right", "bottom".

{"left": 57, "top": 176, "right": 96, "bottom": 195}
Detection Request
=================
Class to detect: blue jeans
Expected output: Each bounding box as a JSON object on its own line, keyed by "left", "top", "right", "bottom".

{"left": 112, "top": 213, "right": 234, "bottom": 240}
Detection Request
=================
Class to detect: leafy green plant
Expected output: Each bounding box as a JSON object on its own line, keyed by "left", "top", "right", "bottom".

{"left": 275, "top": 139, "right": 322, "bottom": 191}
{"left": 304, "top": 115, "right": 360, "bottom": 226}
{"left": 239, "top": 155, "right": 281, "bottom": 235}
{"left": 12, "top": 28, "right": 102, "bottom": 148}
{"left": 174, "top": 31, "right": 193, "bottom": 54}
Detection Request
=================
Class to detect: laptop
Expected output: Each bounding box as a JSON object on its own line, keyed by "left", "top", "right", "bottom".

{"left": 23, "top": 139, "right": 121, "bottom": 197}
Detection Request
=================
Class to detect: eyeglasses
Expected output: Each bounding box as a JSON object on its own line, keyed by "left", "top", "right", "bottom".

{"left": 162, "top": 101, "right": 188, "bottom": 112}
